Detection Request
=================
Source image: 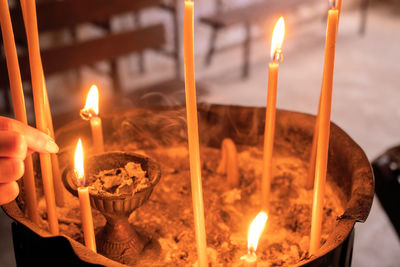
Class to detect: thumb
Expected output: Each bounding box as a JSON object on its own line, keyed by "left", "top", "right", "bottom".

{"left": 0, "top": 117, "right": 59, "bottom": 154}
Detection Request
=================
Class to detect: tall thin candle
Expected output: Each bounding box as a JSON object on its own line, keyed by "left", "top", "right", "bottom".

{"left": 309, "top": 4, "right": 339, "bottom": 255}
{"left": 306, "top": 0, "right": 342, "bottom": 189}
{"left": 20, "top": 0, "right": 64, "bottom": 207}
{"left": 20, "top": 0, "right": 59, "bottom": 234}
{"left": 20, "top": 0, "right": 64, "bottom": 206}
{"left": 261, "top": 17, "right": 285, "bottom": 210}
{"left": 183, "top": 1, "right": 208, "bottom": 266}
{"left": 42, "top": 78, "right": 64, "bottom": 206}
{"left": 0, "top": 0, "right": 39, "bottom": 223}
{"left": 74, "top": 139, "right": 97, "bottom": 252}
{"left": 337, "top": 0, "right": 343, "bottom": 15}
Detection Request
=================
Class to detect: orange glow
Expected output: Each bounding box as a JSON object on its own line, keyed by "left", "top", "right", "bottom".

{"left": 248, "top": 212, "right": 268, "bottom": 253}
{"left": 83, "top": 85, "right": 99, "bottom": 115}
{"left": 74, "top": 139, "right": 85, "bottom": 187}
{"left": 270, "top": 17, "right": 285, "bottom": 60}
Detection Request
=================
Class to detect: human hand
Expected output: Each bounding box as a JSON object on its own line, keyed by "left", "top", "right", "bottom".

{"left": 0, "top": 116, "right": 59, "bottom": 205}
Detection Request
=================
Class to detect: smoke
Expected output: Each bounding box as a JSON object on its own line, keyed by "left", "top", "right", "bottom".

{"left": 112, "top": 107, "right": 188, "bottom": 149}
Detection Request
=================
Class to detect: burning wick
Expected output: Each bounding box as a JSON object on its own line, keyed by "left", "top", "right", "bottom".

{"left": 240, "top": 212, "right": 268, "bottom": 267}
{"left": 74, "top": 139, "right": 97, "bottom": 252}
{"left": 270, "top": 17, "right": 285, "bottom": 63}
{"left": 80, "top": 85, "right": 104, "bottom": 153}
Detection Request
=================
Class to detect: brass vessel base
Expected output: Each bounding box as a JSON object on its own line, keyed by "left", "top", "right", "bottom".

{"left": 96, "top": 218, "right": 149, "bottom": 263}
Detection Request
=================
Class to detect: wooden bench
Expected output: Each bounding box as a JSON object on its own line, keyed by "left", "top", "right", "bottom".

{"left": 9, "top": 0, "right": 160, "bottom": 38}
{"left": 200, "top": 0, "right": 369, "bottom": 78}
{"left": 1, "top": 25, "right": 165, "bottom": 83}
{"left": 0, "top": 0, "right": 192, "bottom": 114}
{"left": 157, "top": 0, "right": 182, "bottom": 79}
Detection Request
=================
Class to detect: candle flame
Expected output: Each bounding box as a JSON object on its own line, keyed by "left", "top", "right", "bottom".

{"left": 329, "top": 0, "right": 336, "bottom": 9}
{"left": 84, "top": 85, "right": 99, "bottom": 115}
{"left": 270, "top": 17, "right": 285, "bottom": 61}
{"left": 74, "top": 139, "right": 85, "bottom": 187}
{"left": 248, "top": 211, "right": 268, "bottom": 253}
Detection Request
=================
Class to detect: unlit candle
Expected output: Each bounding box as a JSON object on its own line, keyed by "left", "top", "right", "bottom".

{"left": 183, "top": 1, "right": 208, "bottom": 266}
{"left": 310, "top": 6, "right": 339, "bottom": 255}
{"left": 0, "top": 0, "right": 39, "bottom": 223}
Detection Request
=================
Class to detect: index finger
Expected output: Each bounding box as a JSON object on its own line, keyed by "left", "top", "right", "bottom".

{"left": 0, "top": 117, "right": 59, "bottom": 154}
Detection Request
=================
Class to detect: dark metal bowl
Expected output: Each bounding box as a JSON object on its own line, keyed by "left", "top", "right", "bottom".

{"left": 2, "top": 105, "right": 374, "bottom": 267}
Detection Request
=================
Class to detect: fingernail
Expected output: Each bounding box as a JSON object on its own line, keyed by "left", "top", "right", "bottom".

{"left": 45, "top": 139, "right": 59, "bottom": 154}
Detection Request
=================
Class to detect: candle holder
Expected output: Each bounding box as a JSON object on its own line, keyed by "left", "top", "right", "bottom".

{"left": 62, "top": 151, "right": 161, "bottom": 263}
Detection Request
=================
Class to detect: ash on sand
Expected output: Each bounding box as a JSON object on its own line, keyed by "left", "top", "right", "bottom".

{"left": 89, "top": 162, "right": 150, "bottom": 196}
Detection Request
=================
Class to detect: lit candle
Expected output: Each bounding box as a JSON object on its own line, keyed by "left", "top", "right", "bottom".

{"left": 240, "top": 212, "right": 268, "bottom": 267}
{"left": 0, "top": 0, "right": 39, "bottom": 223}
{"left": 74, "top": 139, "right": 97, "bottom": 252}
{"left": 309, "top": 0, "right": 339, "bottom": 255}
{"left": 80, "top": 85, "right": 104, "bottom": 153}
{"left": 20, "top": 0, "right": 59, "bottom": 234}
{"left": 183, "top": 1, "right": 208, "bottom": 267}
{"left": 261, "top": 17, "right": 285, "bottom": 210}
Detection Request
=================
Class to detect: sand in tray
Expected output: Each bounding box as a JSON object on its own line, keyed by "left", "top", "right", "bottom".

{"left": 37, "top": 143, "right": 344, "bottom": 266}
